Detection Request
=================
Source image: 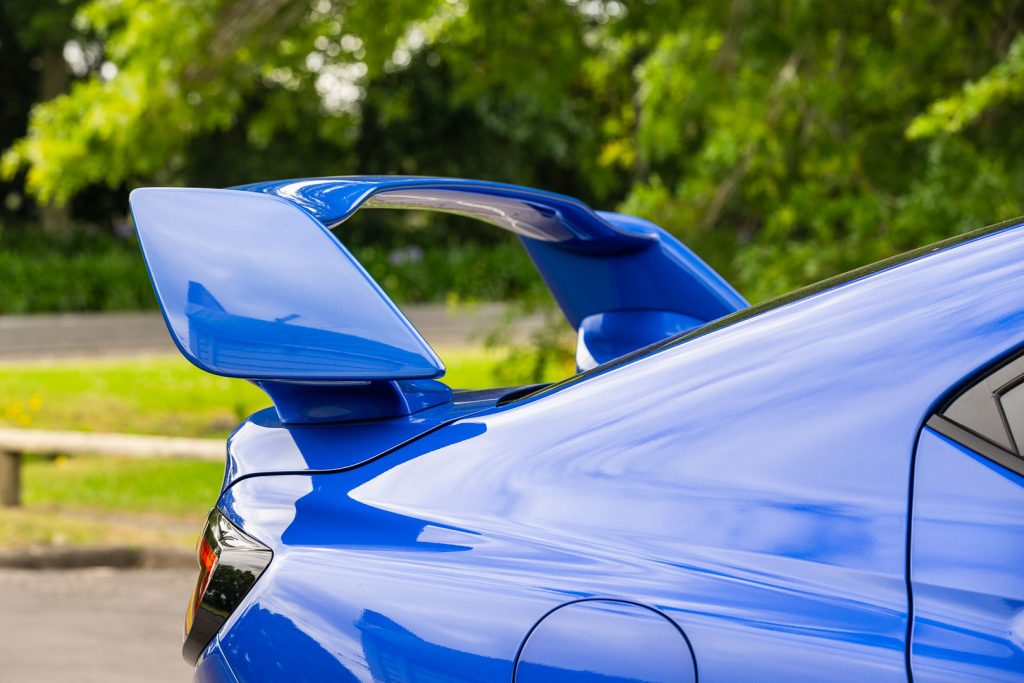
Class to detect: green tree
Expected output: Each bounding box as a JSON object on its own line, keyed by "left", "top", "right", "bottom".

{"left": 7, "top": 0, "right": 1024, "bottom": 304}
{"left": 2, "top": 0, "right": 617, "bottom": 204}
{"left": 618, "top": 1, "right": 1024, "bottom": 300}
{"left": 1, "top": 0, "right": 84, "bottom": 233}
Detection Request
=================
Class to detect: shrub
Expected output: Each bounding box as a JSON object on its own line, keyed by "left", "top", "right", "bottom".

{"left": 0, "top": 223, "right": 547, "bottom": 313}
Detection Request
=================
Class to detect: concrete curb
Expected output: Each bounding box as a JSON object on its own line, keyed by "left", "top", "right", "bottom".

{"left": 0, "top": 545, "right": 194, "bottom": 570}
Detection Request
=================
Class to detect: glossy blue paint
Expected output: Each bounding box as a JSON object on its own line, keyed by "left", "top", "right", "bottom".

{"left": 239, "top": 178, "right": 747, "bottom": 369}
{"left": 514, "top": 600, "right": 696, "bottom": 682}
{"left": 193, "top": 642, "right": 239, "bottom": 683}
{"left": 129, "top": 188, "right": 443, "bottom": 382}
{"left": 221, "top": 388, "right": 508, "bottom": 488}
{"left": 133, "top": 178, "right": 745, "bottom": 418}
{"left": 575, "top": 310, "right": 703, "bottom": 368}
{"left": 203, "top": 220, "right": 1024, "bottom": 681}
{"left": 526, "top": 210, "right": 745, "bottom": 329}
{"left": 238, "top": 176, "right": 653, "bottom": 248}
{"left": 910, "top": 428, "right": 1024, "bottom": 681}
{"left": 254, "top": 378, "right": 452, "bottom": 425}
{"left": 129, "top": 187, "right": 446, "bottom": 424}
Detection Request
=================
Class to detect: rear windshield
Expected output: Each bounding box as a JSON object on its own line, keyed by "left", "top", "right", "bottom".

{"left": 515, "top": 215, "right": 1024, "bottom": 403}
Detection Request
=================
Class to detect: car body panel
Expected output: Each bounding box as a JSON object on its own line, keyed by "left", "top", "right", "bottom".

{"left": 514, "top": 600, "right": 697, "bottom": 682}
{"left": 194, "top": 641, "right": 240, "bottom": 683}
{"left": 910, "top": 428, "right": 1024, "bottom": 681}
{"left": 221, "top": 389, "right": 514, "bottom": 489}
{"left": 206, "top": 222, "right": 1024, "bottom": 681}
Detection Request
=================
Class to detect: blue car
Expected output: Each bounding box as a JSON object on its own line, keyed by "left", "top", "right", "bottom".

{"left": 129, "top": 177, "right": 1024, "bottom": 683}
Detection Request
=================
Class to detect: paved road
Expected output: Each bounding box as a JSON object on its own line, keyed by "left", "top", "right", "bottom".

{"left": 0, "top": 568, "right": 195, "bottom": 682}
{"left": 0, "top": 303, "right": 541, "bottom": 360}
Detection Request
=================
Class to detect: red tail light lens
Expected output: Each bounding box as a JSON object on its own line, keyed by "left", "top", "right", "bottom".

{"left": 183, "top": 509, "right": 272, "bottom": 664}
{"left": 185, "top": 535, "right": 219, "bottom": 636}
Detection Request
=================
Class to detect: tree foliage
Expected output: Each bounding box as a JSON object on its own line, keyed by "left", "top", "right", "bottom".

{"left": 6, "top": 0, "right": 1024, "bottom": 302}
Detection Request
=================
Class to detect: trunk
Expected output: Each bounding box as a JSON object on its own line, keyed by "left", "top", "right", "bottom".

{"left": 37, "top": 42, "right": 70, "bottom": 236}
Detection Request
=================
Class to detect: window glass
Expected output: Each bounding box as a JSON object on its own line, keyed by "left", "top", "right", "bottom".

{"left": 931, "top": 351, "right": 1024, "bottom": 475}
{"left": 945, "top": 385, "right": 1013, "bottom": 452}
{"left": 940, "top": 354, "right": 1024, "bottom": 456}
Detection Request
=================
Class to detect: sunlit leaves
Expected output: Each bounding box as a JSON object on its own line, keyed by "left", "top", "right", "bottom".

{"left": 908, "top": 34, "right": 1024, "bottom": 139}
{"left": 622, "top": 0, "right": 1024, "bottom": 301}
{"left": 6, "top": 0, "right": 1024, "bottom": 306}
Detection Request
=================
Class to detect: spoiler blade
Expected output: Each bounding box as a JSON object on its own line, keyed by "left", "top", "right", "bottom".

{"left": 129, "top": 187, "right": 444, "bottom": 383}
{"left": 131, "top": 177, "right": 747, "bottom": 423}
{"left": 238, "top": 176, "right": 653, "bottom": 251}
{"left": 241, "top": 177, "right": 748, "bottom": 369}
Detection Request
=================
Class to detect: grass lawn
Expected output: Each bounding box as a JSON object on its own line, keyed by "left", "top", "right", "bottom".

{"left": 22, "top": 455, "right": 223, "bottom": 516}
{"left": 0, "top": 346, "right": 571, "bottom": 438}
{"left": 0, "top": 347, "right": 572, "bottom": 549}
{"left": 2, "top": 455, "right": 225, "bottom": 551}
{"left": 3, "top": 455, "right": 224, "bottom": 550}
{"left": 0, "top": 506, "right": 198, "bottom": 550}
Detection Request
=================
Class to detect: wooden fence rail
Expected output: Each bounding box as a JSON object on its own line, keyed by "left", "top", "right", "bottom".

{"left": 0, "top": 428, "right": 224, "bottom": 507}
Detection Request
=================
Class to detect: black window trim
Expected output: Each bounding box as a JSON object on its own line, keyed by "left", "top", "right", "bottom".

{"left": 926, "top": 414, "right": 1024, "bottom": 477}
{"left": 994, "top": 376, "right": 1024, "bottom": 455}
{"left": 929, "top": 346, "right": 1024, "bottom": 478}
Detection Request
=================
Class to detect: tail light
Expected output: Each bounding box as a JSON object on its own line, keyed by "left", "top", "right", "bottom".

{"left": 183, "top": 509, "right": 272, "bottom": 663}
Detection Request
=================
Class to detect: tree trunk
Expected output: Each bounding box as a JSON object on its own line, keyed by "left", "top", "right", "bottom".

{"left": 37, "top": 42, "right": 71, "bottom": 236}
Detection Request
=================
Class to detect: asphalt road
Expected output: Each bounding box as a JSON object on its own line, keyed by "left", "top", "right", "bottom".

{"left": 0, "top": 568, "right": 195, "bottom": 682}
{"left": 0, "top": 303, "right": 541, "bottom": 360}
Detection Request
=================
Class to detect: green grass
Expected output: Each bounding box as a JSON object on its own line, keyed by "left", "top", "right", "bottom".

{"left": 0, "top": 455, "right": 218, "bottom": 550}
{"left": 23, "top": 455, "right": 223, "bottom": 516}
{"left": 0, "top": 347, "right": 570, "bottom": 438}
{"left": 2, "top": 456, "right": 222, "bottom": 550}
{"left": 0, "top": 507, "right": 198, "bottom": 550}
{"left": 0, "top": 357, "right": 266, "bottom": 437}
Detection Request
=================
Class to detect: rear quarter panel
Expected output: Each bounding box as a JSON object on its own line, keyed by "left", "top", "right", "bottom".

{"left": 216, "top": 225, "right": 1024, "bottom": 682}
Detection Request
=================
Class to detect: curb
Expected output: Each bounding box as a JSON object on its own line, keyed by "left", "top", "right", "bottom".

{"left": 0, "top": 545, "right": 194, "bottom": 570}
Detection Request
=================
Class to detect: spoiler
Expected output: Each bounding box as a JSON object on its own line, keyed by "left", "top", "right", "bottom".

{"left": 130, "top": 177, "right": 745, "bottom": 424}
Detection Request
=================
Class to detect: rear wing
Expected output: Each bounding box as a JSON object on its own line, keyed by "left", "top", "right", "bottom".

{"left": 130, "top": 177, "right": 745, "bottom": 424}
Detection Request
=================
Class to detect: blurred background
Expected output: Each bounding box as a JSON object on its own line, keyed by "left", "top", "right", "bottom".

{"left": 2, "top": 0, "right": 1024, "bottom": 679}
